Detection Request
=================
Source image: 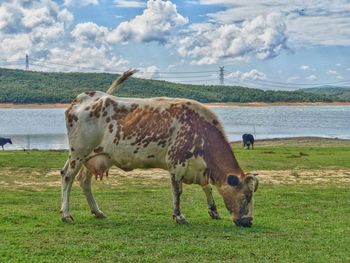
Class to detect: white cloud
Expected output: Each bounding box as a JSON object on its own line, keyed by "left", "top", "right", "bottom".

{"left": 71, "top": 22, "right": 109, "bottom": 44}
{"left": 137, "top": 65, "right": 160, "bottom": 78}
{"left": 306, "top": 75, "right": 317, "bottom": 80}
{"left": 114, "top": 0, "right": 146, "bottom": 8}
{"left": 336, "top": 63, "right": 342, "bottom": 67}
{"left": 58, "top": 8, "right": 74, "bottom": 25}
{"left": 287, "top": 75, "right": 300, "bottom": 83}
{"left": 0, "top": 34, "right": 32, "bottom": 61}
{"left": 199, "top": 0, "right": 350, "bottom": 47}
{"left": 0, "top": 0, "right": 129, "bottom": 72}
{"left": 227, "top": 69, "right": 267, "bottom": 81}
{"left": 174, "top": 12, "right": 288, "bottom": 65}
{"left": 325, "top": 69, "right": 344, "bottom": 80}
{"left": 64, "top": 0, "right": 98, "bottom": 6}
{"left": 108, "top": 0, "right": 188, "bottom": 44}
{"left": 36, "top": 21, "right": 129, "bottom": 72}
{"left": 327, "top": 70, "right": 338, "bottom": 75}
{"left": 42, "top": 45, "right": 128, "bottom": 73}
{"left": 300, "top": 65, "right": 309, "bottom": 70}
{"left": 0, "top": 0, "right": 72, "bottom": 60}
{"left": 197, "top": 0, "right": 234, "bottom": 4}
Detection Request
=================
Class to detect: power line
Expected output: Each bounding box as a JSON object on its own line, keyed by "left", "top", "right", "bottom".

{"left": 2, "top": 56, "right": 350, "bottom": 88}
{"left": 152, "top": 74, "right": 215, "bottom": 79}
{"left": 224, "top": 69, "right": 350, "bottom": 87}
{"left": 175, "top": 78, "right": 219, "bottom": 83}
{"left": 153, "top": 70, "right": 218, "bottom": 74}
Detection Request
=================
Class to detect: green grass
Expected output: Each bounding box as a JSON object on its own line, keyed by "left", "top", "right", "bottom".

{"left": 1, "top": 139, "right": 350, "bottom": 171}
{"left": 0, "top": 150, "right": 67, "bottom": 169}
{"left": 1, "top": 179, "right": 349, "bottom": 262}
{"left": 232, "top": 144, "right": 350, "bottom": 171}
{"left": 1, "top": 139, "right": 350, "bottom": 262}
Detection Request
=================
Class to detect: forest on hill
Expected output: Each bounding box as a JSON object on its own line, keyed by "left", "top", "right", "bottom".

{"left": 298, "top": 86, "right": 350, "bottom": 101}
{"left": 0, "top": 68, "right": 345, "bottom": 103}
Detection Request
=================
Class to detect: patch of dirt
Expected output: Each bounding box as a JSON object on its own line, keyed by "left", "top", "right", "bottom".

{"left": 1, "top": 167, "right": 349, "bottom": 189}
{"left": 253, "top": 169, "right": 350, "bottom": 185}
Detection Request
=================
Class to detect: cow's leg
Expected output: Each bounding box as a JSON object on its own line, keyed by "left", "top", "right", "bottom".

{"left": 60, "top": 156, "right": 83, "bottom": 223}
{"left": 202, "top": 184, "right": 221, "bottom": 219}
{"left": 78, "top": 166, "right": 106, "bottom": 219}
{"left": 171, "top": 174, "right": 188, "bottom": 224}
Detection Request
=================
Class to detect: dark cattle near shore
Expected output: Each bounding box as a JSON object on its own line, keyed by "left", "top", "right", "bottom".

{"left": 242, "top": 134, "right": 254, "bottom": 150}
{"left": 0, "top": 137, "right": 12, "bottom": 150}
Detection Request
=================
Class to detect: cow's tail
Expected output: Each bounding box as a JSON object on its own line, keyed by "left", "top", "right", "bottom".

{"left": 106, "top": 69, "right": 138, "bottom": 95}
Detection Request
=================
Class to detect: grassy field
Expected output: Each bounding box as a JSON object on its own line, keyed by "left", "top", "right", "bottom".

{"left": 1, "top": 138, "right": 350, "bottom": 262}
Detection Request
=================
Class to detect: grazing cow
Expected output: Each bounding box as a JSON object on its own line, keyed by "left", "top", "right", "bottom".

{"left": 242, "top": 134, "right": 254, "bottom": 150}
{"left": 0, "top": 137, "right": 12, "bottom": 150}
{"left": 60, "top": 70, "right": 259, "bottom": 227}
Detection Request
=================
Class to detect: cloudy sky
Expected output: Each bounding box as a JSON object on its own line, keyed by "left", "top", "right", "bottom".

{"left": 1, "top": 0, "right": 350, "bottom": 89}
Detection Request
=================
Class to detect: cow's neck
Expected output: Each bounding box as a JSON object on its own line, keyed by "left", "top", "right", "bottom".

{"left": 202, "top": 125, "right": 244, "bottom": 184}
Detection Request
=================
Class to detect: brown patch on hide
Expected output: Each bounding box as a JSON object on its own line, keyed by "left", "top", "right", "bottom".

{"left": 70, "top": 160, "right": 76, "bottom": 169}
{"left": 66, "top": 109, "right": 78, "bottom": 128}
{"left": 85, "top": 91, "right": 96, "bottom": 97}
{"left": 93, "top": 147, "right": 104, "bottom": 153}
{"left": 111, "top": 104, "right": 176, "bottom": 148}
{"left": 90, "top": 99, "right": 104, "bottom": 118}
{"left": 165, "top": 103, "right": 242, "bottom": 183}
{"left": 109, "top": 124, "right": 113, "bottom": 133}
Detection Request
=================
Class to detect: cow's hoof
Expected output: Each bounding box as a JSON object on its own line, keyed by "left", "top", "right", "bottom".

{"left": 173, "top": 214, "right": 189, "bottom": 224}
{"left": 208, "top": 210, "right": 221, "bottom": 220}
{"left": 61, "top": 215, "right": 74, "bottom": 223}
{"left": 93, "top": 212, "right": 107, "bottom": 219}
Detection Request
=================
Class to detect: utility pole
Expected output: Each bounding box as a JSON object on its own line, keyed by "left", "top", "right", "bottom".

{"left": 25, "top": 54, "right": 29, "bottom": 70}
{"left": 219, "top": 66, "right": 224, "bottom": 85}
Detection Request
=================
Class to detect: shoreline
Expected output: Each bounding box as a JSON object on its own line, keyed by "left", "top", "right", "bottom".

{"left": 2, "top": 137, "right": 349, "bottom": 151}
{"left": 0, "top": 101, "right": 350, "bottom": 109}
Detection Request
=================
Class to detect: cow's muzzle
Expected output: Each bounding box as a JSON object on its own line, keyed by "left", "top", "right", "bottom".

{"left": 234, "top": 217, "right": 253, "bottom": 227}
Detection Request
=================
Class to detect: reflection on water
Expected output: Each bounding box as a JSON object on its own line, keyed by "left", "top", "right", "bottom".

{"left": 0, "top": 106, "right": 349, "bottom": 150}
{"left": 212, "top": 106, "right": 350, "bottom": 141}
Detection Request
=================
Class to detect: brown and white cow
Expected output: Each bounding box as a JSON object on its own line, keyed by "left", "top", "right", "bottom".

{"left": 60, "top": 70, "right": 258, "bottom": 227}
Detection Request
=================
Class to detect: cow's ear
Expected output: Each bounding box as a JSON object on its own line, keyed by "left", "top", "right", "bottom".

{"left": 244, "top": 174, "right": 259, "bottom": 192}
{"left": 227, "top": 175, "right": 240, "bottom": 187}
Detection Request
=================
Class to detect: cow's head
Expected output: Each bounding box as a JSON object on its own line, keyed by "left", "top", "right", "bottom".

{"left": 218, "top": 173, "right": 259, "bottom": 227}
{"left": 8, "top": 138, "right": 12, "bottom": 144}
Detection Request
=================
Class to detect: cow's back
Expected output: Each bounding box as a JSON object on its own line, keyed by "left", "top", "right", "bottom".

{"left": 66, "top": 92, "right": 231, "bottom": 179}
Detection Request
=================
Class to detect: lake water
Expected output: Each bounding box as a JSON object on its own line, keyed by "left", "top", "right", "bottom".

{"left": 0, "top": 106, "right": 349, "bottom": 150}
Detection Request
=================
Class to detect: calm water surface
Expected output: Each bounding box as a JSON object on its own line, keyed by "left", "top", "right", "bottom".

{"left": 0, "top": 106, "right": 349, "bottom": 150}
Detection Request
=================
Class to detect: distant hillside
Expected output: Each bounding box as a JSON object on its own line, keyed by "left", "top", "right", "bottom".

{"left": 299, "top": 86, "right": 350, "bottom": 101}
{"left": 0, "top": 67, "right": 344, "bottom": 103}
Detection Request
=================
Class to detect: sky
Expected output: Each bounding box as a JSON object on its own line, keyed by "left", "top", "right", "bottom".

{"left": 0, "top": 0, "right": 350, "bottom": 90}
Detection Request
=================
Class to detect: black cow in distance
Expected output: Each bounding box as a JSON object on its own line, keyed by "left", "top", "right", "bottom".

{"left": 242, "top": 134, "right": 254, "bottom": 150}
{"left": 0, "top": 137, "right": 12, "bottom": 150}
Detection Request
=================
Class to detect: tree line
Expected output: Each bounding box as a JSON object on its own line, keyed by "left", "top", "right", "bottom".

{"left": 0, "top": 68, "right": 346, "bottom": 103}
